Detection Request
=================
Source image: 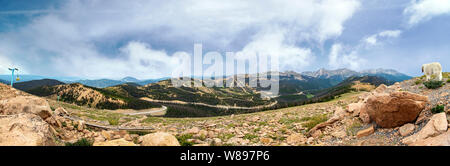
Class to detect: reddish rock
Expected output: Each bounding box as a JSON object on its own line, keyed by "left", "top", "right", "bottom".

{"left": 363, "top": 91, "right": 429, "bottom": 128}
{"left": 356, "top": 126, "right": 375, "bottom": 138}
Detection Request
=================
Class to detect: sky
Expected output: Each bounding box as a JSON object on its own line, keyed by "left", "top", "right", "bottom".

{"left": 0, "top": 0, "right": 449, "bottom": 79}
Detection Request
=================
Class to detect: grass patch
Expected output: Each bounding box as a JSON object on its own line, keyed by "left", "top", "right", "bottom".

{"left": 278, "top": 117, "right": 302, "bottom": 125}
{"left": 414, "top": 80, "right": 422, "bottom": 85}
{"left": 108, "top": 118, "right": 119, "bottom": 125}
{"left": 243, "top": 134, "right": 258, "bottom": 140}
{"left": 346, "top": 121, "right": 362, "bottom": 136}
{"left": 423, "top": 80, "right": 444, "bottom": 89}
{"left": 300, "top": 114, "right": 329, "bottom": 131}
{"left": 218, "top": 133, "right": 235, "bottom": 141}
{"left": 431, "top": 105, "right": 445, "bottom": 114}
{"left": 65, "top": 138, "right": 93, "bottom": 146}
{"left": 176, "top": 134, "right": 194, "bottom": 146}
{"left": 141, "top": 117, "right": 164, "bottom": 123}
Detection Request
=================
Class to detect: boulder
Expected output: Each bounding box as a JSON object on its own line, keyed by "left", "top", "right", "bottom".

{"left": 410, "top": 130, "right": 450, "bottom": 146}
{"left": 356, "top": 126, "right": 375, "bottom": 138}
{"left": 363, "top": 91, "right": 429, "bottom": 128}
{"left": 398, "top": 123, "right": 415, "bottom": 136}
{"left": 0, "top": 113, "right": 56, "bottom": 146}
{"left": 402, "top": 112, "right": 448, "bottom": 145}
{"left": 93, "top": 138, "right": 138, "bottom": 146}
{"left": 140, "top": 132, "right": 180, "bottom": 146}
{"left": 0, "top": 96, "right": 52, "bottom": 118}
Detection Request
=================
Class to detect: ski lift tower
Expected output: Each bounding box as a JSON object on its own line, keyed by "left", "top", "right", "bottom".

{"left": 8, "top": 68, "right": 19, "bottom": 87}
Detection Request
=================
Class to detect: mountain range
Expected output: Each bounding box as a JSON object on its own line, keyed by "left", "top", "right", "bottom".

{"left": 301, "top": 68, "right": 411, "bottom": 85}
{"left": 5, "top": 68, "right": 412, "bottom": 117}
{"left": 68, "top": 77, "right": 168, "bottom": 88}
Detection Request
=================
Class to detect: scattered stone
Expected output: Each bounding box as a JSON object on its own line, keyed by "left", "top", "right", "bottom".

{"left": 124, "top": 134, "right": 133, "bottom": 141}
{"left": 140, "top": 132, "right": 180, "bottom": 146}
{"left": 212, "top": 138, "right": 222, "bottom": 146}
{"left": 186, "top": 127, "right": 200, "bottom": 134}
{"left": 260, "top": 137, "right": 273, "bottom": 144}
{"left": 54, "top": 107, "right": 69, "bottom": 116}
{"left": 356, "top": 126, "right": 375, "bottom": 138}
{"left": 286, "top": 133, "right": 306, "bottom": 145}
{"left": 306, "top": 137, "right": 314, "bottom": 145}
{"left": 77, "top": 120, "right": 84, "bottom": 131}
{"left": 398, "top": 123, "right": 415, "bottom": 136}
{"left": 101, "top": 130, "right": 112, "bottom": 140}
{"left": 331, "top": 130, "right": 347, "bottom": 138}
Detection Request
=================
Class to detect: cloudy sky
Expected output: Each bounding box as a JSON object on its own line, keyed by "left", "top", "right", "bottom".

{"left": 0, "top": 0, "right": 449, "bottom": 79}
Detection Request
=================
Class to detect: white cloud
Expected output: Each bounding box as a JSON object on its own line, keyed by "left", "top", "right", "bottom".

{"left": 364, "top": 30, "right": 402, "bottom": 46}
{"left": 237, "top": 28, "right": 314, "bottom": 72}
{"left": 0, "top": 55, "right": 12, "bottom": 74}
{"left": 404, "top": 0, "right": 450, "bottom": 25}
{"left": 0, "top": 0, "right": 361, "bottom": 78}
{"left": 328, "top": 44, "right": 365, "bottom": 70}
{"left": 379, "top": 30, "right": 402, "bottom": 37}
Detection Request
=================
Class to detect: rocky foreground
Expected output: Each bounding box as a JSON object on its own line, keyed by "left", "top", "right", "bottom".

{"left": 0, "top": 75, "right": 449, "bottom": 146}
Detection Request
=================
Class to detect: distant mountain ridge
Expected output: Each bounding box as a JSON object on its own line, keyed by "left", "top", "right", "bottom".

{"left": 69, "top": 77, "right": 167, "bottom": 88}
{"left": 301, "top": 68, "right": 411, "bottom": 85}
{"left": 13, "top": 79, "right": 65, "bottom": 91}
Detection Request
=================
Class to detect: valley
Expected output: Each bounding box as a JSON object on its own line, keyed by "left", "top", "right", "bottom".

{"left": 5, "top": 68, "right": 409, "bottom": 118}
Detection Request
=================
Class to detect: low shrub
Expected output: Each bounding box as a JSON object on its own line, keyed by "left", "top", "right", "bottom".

{"left": 176, "top": 134, "right": 194, "bottom": 146}
{"left": 431, "top": 105, "right": 445, "bottom": 114}
{"left": 65, "top": 138, "right": 93, "bottom": 146}
{"left": 423, "top": 80, "right": 444, "bottom": 89}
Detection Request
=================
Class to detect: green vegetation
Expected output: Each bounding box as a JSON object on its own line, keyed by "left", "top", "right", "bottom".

{"left": 346, "top": 121, "right": 362, "bottom": 136}
{"left": 218, "top": 133, "right": 235, "bottom": 141}
{"left": 300, "top": 114, "right": 329, "bottom": 131}
{"left": 431, "top": 105, "right": 445, "bottom": 114}
{"left": 176, "top": 134, "right": 194, "bottom": 146}
{"left": 278, "top": 117, "right": 302, "bottom": 125}
{"left": 243, "top": 134, "right": 258, "bottom": 140}
{"left": 423, "top": 80, "right": 444, "bottom": 89}
{"left": 414, "top": 80, "right": 422, "bottom": 85}
{"left": 107, "top": 118, "right": 119, "bottom": 125}
{"left": 65, "top": 138, "right": 93, "bottom": 146}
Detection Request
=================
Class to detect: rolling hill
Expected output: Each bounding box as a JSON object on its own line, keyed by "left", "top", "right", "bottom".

{"left": 275, "top": 75, "right": 392, "bottom": 106}
{"left": 13, "top": 79, "right": 65, "bottom": 91}
{"left": 0, "top": 79, "right": 8, "bottom": 85}
{"left": 26, "top": 83, "right": 159, "bottom": 110}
